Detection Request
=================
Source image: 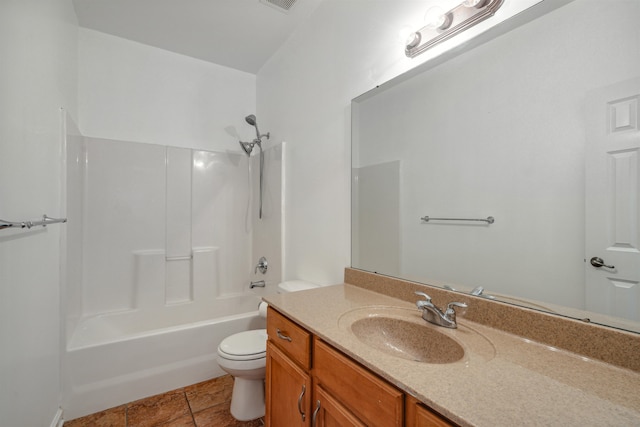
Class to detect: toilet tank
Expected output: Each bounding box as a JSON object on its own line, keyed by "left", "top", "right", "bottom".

{"left": 277, "top": 280, "right": 319, "bottom": 293}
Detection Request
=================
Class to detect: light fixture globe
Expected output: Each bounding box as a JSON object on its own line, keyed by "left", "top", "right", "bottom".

{"left": 424, "top": 7, "right": 452, "bottom": 30}
{"left": 405, "top": 32, "right": 421, "bottom": 50}
{"left": 463, "top": 0, "right": 488, "bottom": 8}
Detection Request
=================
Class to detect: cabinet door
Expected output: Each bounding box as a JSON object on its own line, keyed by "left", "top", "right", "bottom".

{"left": 311, "top": 385, "right": 365, "bottom": 427}
{"left": 405, "top": 395, "right": 457, "bottom": 427}
{"left": 313, "top": 338, "right": 404, "bottom": 426}
{"left": 266, "top": 341, "right": 311, "bottom": 427}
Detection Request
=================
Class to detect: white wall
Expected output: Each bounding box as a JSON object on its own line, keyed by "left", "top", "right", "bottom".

{"left": 78, "top": 28, "right": 257, "bottom": 152}
{"left": 257, "top": 0, "right": 551, "bottom": 285}
{"left": 0, "top": 0, "right": 78, "bottom": 426}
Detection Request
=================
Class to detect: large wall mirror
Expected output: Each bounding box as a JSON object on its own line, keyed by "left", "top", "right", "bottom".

{"left": 352, "top": 0, "right": 640, "bottom": 333}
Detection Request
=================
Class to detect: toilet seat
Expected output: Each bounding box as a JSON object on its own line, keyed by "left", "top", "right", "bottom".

{"left": 217, "top": 329, "right": 267, "bottom": 361}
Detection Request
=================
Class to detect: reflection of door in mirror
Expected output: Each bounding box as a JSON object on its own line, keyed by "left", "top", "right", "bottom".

{"left": 585, "top": 77, "right": 640, "bottom": 324}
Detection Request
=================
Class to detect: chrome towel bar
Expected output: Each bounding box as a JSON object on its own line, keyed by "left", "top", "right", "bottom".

{"left": 421, "top": 216, "right": 494, "bottom": 224}
{"left": 0, "top": 215, "right": 67, "bottom": 231}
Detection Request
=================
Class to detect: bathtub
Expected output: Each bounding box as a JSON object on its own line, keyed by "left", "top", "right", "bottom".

{"left": 62, "top": 293, "right": 265, "bottom": 420}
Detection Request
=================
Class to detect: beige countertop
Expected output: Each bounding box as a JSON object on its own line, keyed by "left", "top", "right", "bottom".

{"left": 264, "top": 284, "right": 640, "bottom": 427}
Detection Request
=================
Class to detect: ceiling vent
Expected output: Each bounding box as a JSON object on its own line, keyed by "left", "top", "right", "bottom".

{"left": 259, "top": 0, "right": 298, "bottom": 13}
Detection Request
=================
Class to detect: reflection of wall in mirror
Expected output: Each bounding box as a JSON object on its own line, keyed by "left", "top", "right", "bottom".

{"left": 352, "top": 0, "right": 640, "bottom": 313}
{"left": 352, "top": 160, "right": 401, "bottom": 276}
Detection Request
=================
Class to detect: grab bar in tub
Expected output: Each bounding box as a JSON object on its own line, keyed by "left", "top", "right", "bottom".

{"left": 0, "top": 215, "right": 67, "bottom": 231}
{"left": 420, "top": 215, "right": 494, "bottom": 224}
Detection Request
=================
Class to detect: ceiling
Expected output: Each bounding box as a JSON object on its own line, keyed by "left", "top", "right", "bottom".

{"left": 72, "top": 0, "right": 323, "bottom": 74}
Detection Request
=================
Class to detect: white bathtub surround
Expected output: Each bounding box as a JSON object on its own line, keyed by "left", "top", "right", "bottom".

{"left": 131, "top": 248, "right": 218, "bottom": 311}
{"left": 68, "top": 137, "right": 253, "bottom": 315}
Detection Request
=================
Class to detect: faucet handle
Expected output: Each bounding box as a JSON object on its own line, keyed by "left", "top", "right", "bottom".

{"left": 470, "top": 286, "right": 484, "bottom": 296}
{"left": 445, "top": 302, "right": 468, "bottom": 318}
{"left": 415, "top": 291, "right": 431, "bottom": 301}
{"left": 414, "top": 291, "right": 433, "bottom": 309}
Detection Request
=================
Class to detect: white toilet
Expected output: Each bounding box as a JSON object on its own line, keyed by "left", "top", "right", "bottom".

{"left": 216, "top": 280, "right": 319, "bottom": 421}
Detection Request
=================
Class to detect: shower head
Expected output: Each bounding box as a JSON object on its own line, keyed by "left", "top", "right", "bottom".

{"left": 245, "top": 114, "right": 270, "bottom": 140}
{"left": 245, "top": 114, "right": 261, "bottom": 140}
{"left": 239, "top": 140, "right": 254, "bottom": 156}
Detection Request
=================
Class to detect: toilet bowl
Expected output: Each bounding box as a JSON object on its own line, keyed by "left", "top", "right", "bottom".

{"left": 217, "top": 280, "right": 319, "bottom": 421}
{"left": 217, "top": 329, "right": 268, "bottom": 421}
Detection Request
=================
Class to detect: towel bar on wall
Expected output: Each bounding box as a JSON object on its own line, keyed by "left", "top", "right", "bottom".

{"left": 420, "top": 216, "right": 495, "bottom": 224}
{"left": 0, "top": 215, "right": 67, "bottom": 231}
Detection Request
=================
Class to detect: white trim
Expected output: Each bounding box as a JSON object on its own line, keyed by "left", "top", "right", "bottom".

{"left": 50, "top": 408, "right": 64, "bottom": 427}
{"left": 280, "top": 141, "right": 287, "bottom": 280}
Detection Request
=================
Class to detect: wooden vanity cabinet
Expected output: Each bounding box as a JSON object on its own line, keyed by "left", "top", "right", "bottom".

{"left": 266, "top": 306, "right": 457, "bottom": 427}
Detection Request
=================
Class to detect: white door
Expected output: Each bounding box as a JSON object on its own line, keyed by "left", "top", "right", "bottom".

{"left": 585, "top": 77, "right": 640, "bottom": 322}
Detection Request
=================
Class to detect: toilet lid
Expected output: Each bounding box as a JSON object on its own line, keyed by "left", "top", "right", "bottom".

{"left": 218, "top": 329, "right": 267, "bottom": 360}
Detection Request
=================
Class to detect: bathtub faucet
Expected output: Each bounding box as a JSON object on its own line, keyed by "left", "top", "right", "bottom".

{"left": 250, "top": 280, "right": 266, "bottom": 289}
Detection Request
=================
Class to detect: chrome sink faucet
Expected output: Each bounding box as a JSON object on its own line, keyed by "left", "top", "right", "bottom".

{"left": 415, "top": 291, "right": 467, "bottom": 329}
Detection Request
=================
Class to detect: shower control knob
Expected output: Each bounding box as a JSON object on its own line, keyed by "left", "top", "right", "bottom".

{"left": 255, "top": 256, "right": 268, "bottom": 274}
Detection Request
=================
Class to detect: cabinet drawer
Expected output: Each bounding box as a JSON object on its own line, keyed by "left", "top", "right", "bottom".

{"left": 313, "top": 338, "right": 403, "bottom": 427}
{"left": 267, "top": 307, "right": 312, "bottom": 369}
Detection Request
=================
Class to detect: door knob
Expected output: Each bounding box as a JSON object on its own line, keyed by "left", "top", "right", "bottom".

{"left": 590, "top": 257, "right": 614, "bottom": 269}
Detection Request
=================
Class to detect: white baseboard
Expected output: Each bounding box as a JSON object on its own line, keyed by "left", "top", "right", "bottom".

{"left": 50, "top": 408, "right": 64, "bottom": 427}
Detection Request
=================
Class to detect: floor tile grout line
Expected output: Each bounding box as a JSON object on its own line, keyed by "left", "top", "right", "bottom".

{"left": 184, "top": 390, "right": 198, "bottom": 426}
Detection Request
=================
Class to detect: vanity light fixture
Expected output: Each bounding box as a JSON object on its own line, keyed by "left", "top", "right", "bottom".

{"left": 405, "top": 0, "right": 504, "bottom": 58}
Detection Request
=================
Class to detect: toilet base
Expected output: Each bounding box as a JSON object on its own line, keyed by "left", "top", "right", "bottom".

{"left": 229, "top": 377, "right": 265, "bottom": 421}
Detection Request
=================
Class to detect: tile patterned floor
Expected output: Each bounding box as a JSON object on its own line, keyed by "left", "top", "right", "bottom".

{"left": 65, "top": 375, "right": 263, "bottom": 427}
